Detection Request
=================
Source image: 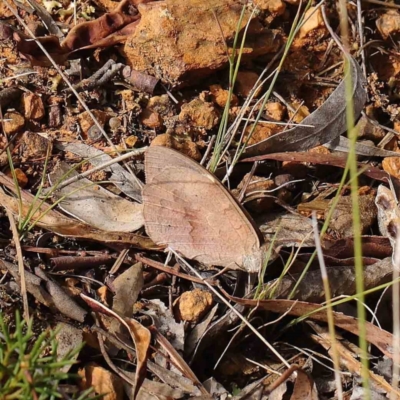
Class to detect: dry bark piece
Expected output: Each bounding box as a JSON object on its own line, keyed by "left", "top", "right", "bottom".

{"left": 13, "top": 0, "right": 143, "bottom": 66}
{"left": 327, "top": 195, "right": 377, "bottom": 239}
{"left": 244, "top": 55, "right": 366, "bottom": 156}
{"left": 142, "top": 146, "right": 266, "bottom": 272}
{"left": 122, "top": 66, "right": 160, "bottom": 94}
{"left": 175, "top": 289, "right": 213, "bottom": 323}
{"left": 257, "top": 211, "right": 316, "bottom": 248}
{"left": 61, "top": 0, "right": 141, "bottom": 53}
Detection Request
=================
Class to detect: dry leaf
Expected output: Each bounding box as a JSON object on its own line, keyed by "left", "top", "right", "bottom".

{"left": 49, "top": 162, "right": 144, "bottom": 232}
{"left": 55, "top": 141, "right": 143, "bottom": 202}
{"left": 244, "top": 55, "right": 366, "bottom": 156}
{"left": 79, "top": 363, "right": 124, "bottom": 400}
{"left": 1, "top": 260, "right": 87, "bottom": 322}
{"left": 80, "top": 294, "right": 151, "bottom": 399}
{"left": 266, "top": 257, "right": 393, "bottom": 302}
{"left": 0, "top": 173, "right": 159, "bottom": 250}
{"left": 290, "top": 370, "right": 318, "bottom": 400}
{"left": 225, "top": 293, "right": 395, "bottom": 360}
{"left": 55, "top": 322, "right": 83, "bottom": 373}
{"left": 242, "top": 151, "right": 393, "bottom": 183}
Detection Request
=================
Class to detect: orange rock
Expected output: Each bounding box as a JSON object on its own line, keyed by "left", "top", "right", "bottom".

{"left": 0, "top": 2, "right": 13, "bottom": 18}
{"left": 265, "top": 102, "right": 286, "bottom": 121}
{"left": 6, "top": 168, "right": 28, "bottom": 188}
{"left": 147, "top": 95, "right": 174, "bottom": 117}
{"left": 139, "top": 108, "right": 163, "bottom": 129}
{"left": 383, "top": 157, "right": 400, "bottom": 179}
{"left": 4, "top": 111, "right": 25, "bottom": 134}
{"left": 22, "top": 93, "right": 45, "bottom": 121}
{"left": 244, "top": 123, "right": 280, "bottom": 146}
{"left": 123, "top": 0, "right": 281, "bottom": 87}
{"left": 79, "top": 363, "right": 123, "bottom": 400}
{"left": 125, "top": 135, "right": 138, "bottom": 147}
{"left": 309, "top": 146, "right": 331, "bottom": 154}
{"left": 179, "top": 98, "right": 220, "bottom": 129}
{"left": 77, "top": 110, "right": 108, "bottom": 138}
{"left": 209, "top": 84, "right": 239, "bottom": 108}
{"left": 288, "top": 102, "right": 310, "bottom": 123}
{"left": 235, "top": 71, "right": 261, "bottom": 97}
{"left": 176, "top": 289, "right": 213, "bottom": 323}
{"left": 151, "top": 133, "right": 201, "bottom": 161}
{"left": 254, "top": 0, "right": 286, "bottom": 16}
{"left": 376, "top": 10, "right": 400, "bottom": 40}
{"left": 20, "top": 131, "right": 52, "bottom": 159}
{"left": 299, "top": 7, "right": 326, "bottom": 38}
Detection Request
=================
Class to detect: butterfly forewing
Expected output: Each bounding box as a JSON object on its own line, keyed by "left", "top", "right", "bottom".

{"left": 142, "top": 146, "right": 262, "bottom": 269}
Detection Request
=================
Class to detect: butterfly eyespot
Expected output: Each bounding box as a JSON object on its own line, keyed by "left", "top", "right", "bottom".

{"left": 376, "top": 195, "right": 391, "bottom": 211}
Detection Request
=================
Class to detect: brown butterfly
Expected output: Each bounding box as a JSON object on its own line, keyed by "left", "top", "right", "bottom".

{"left": 142, "top": 146, "right": 267, "bottom": 273}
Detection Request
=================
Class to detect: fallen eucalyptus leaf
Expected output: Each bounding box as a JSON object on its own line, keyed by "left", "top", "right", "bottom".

{"left": 56, "top": 323, "right": 83, "bottom": 373}
{"left": 2, "top": 260, "right": 86, "bottom": 322}
{"left": 325, "top": 135, "right": 400, "bottom": 157}
{"left": 265, "top": 257, "right": 393, "bottom": 302}
{"left": 0, "top": 173, "right": 159, "bottom": 250}
{"left": 49, "top": 161, "right": 144, "bottom": 232}
{"left": 244, "top": 56, "right": 366, "bottom": 156}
